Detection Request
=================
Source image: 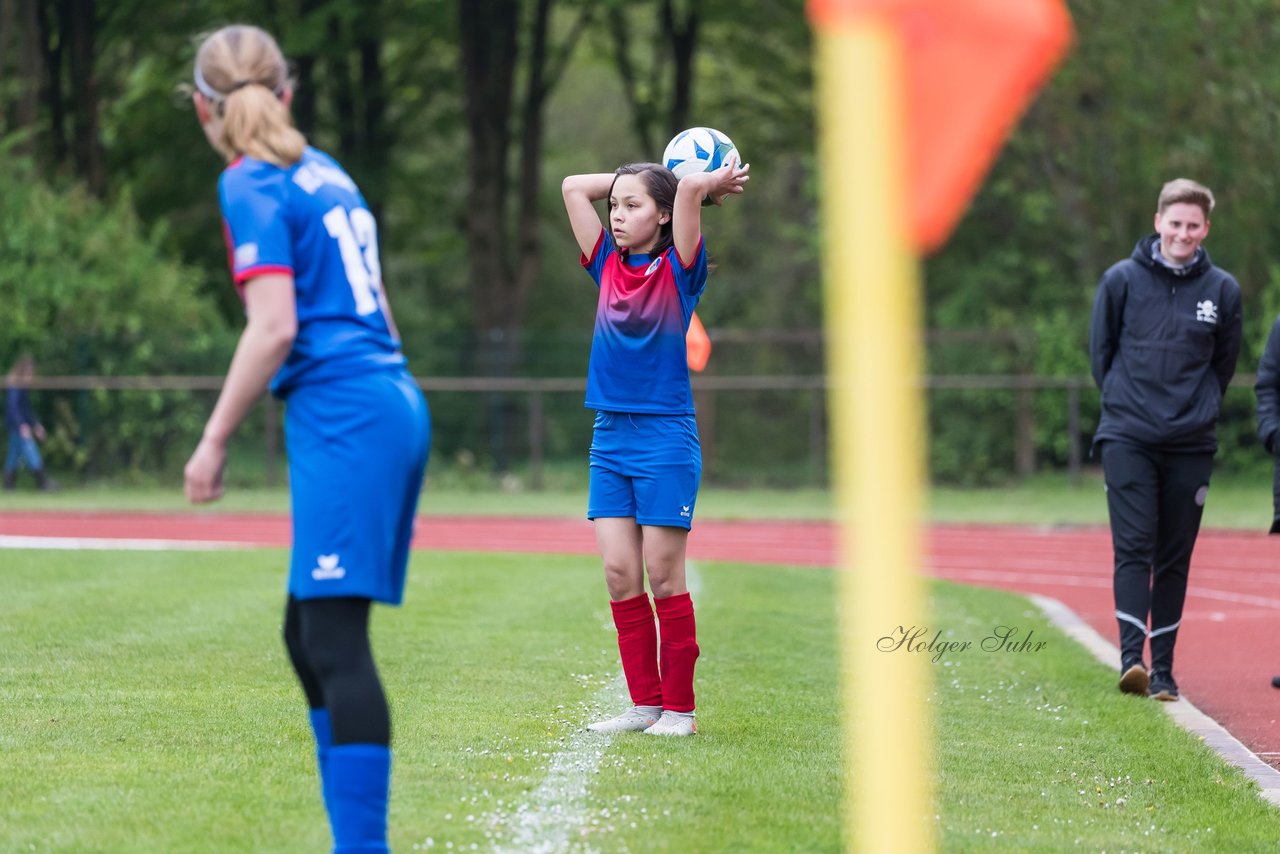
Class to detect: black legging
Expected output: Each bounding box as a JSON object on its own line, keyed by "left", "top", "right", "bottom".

{"left": 283, "top": 595, "right": 390, "bottom": 746}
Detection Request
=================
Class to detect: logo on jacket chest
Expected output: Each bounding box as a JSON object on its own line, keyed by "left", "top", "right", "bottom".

{"left": 1196, "top": 300, "right": 1218, "bottom": 324}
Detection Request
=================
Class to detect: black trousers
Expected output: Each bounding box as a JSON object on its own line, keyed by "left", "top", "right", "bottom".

{"left": 1101, "top": 440, "right": 1213, "bottom": 675}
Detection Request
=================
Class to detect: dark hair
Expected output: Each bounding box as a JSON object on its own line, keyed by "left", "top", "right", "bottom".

{"left": 610, "top": 162, "right": 678, "bottom": 255}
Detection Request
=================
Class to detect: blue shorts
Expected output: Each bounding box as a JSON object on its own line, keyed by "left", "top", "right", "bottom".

{"left": 285, "top": 369, "right": 430, "bottom": 605}
{"left": 588, "top": 411, "right": 701, "bottom": 529}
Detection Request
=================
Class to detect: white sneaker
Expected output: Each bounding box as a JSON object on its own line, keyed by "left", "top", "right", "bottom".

{"left": 643, "top": 710, "right": 697, "bottom": 737}
{"left": 586, "top": 706, "right": 661, "bottom": 733}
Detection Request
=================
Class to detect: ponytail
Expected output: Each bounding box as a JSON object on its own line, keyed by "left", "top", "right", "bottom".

{"left": 194, "top": 25, "right": 306, "bottom": 168}
{"left": 221, "top": 84, "right": 305, "bottom": 167}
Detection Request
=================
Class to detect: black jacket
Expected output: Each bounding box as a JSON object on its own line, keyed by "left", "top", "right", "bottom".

{"left": 1253, "top": 316, "right": 1280, "bottom": 531}
{"left": 1089, "top": 235, "right": 1242, "bottom": 453}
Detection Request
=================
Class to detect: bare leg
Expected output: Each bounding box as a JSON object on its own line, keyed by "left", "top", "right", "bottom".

{"left": 595, "top": 517, "right": 645, "bottom": 600}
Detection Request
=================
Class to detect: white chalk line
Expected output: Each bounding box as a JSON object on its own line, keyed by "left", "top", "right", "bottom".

{"left": 0, "top": 534, "right": 254, "bottom": 551}
{"left": 486, "top": 672, "right": 628, "bottom": 854}
{"left": 485, "top": 562, "right": 703, "bottom": 853}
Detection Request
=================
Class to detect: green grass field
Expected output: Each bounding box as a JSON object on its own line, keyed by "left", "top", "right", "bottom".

{"left": 932, "top": 584, "right": 1280, "bottom": 851}
{"left": 2, "top": 469, "right": 1275, "bottom": 529}
{"left": 5, "top": 545, "right": 1280, "bottom": 851}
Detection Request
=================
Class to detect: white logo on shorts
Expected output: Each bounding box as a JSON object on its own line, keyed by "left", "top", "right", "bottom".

{"left": 680, "top": 505, "right": 691, "bottom": 517}
{"left": 312, "top": 554, "right": 346, "bottom": 581}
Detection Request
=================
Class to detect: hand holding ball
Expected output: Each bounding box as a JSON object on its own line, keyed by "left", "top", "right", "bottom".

{"left": 663, "top": 127, "right": 742, "bottom": 177}
{"left": 662, "top": 127, "right": 747, "bottom": 205}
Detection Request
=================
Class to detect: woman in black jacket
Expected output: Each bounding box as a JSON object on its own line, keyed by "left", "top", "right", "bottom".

{"left": 1088, "top": 178, "right": 1243, "bottom": 702}
{"left": 1254, "top": 317, "right": 1280, "bottom": 535}
{"left": 1253, "top": 317, "right": 1280, "bottom": 689}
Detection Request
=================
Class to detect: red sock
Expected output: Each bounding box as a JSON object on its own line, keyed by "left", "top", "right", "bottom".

{"left": 610, "top": 593, "right": 662, "bottom": 707}
{"left": 654, "top": 592, "right": 700, "bottom": 713}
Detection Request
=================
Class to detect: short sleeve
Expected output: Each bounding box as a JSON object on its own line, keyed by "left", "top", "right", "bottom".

{"left": 670, "top": 237, "right": 708, "bottom": 298}
{"left": 219, "top": 164, "right": 294, "bottom": 285}
{"left": 580, "top": 228, "right": 616, "bottom": 288}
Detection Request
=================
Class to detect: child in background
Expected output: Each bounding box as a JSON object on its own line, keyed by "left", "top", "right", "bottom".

{"left": 3, "top": 355, "right": 53, "bottom": 491}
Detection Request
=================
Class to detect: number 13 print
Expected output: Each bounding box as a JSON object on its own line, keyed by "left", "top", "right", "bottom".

{"left": 323, "top": 206, "right": 384, "bottom": 316}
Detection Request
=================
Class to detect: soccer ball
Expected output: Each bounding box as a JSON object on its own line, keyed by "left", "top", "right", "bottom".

{"left": 662, "top": 127, "right": 741, "bottom": 179}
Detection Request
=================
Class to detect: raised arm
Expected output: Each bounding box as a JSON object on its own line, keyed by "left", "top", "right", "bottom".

{"left": 562, "top": 173, "right": 615, "bottom": 258}
{"left": 672, "top": 159, "right": 750, "bottom": 263}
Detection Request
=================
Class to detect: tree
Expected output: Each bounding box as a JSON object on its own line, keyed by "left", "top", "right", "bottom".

{"left": 603, "top": 0, "right": 699, "bottom": 154}
{"left": 285, "top": 0, "right": 393, "bottom": 222}
{"left": 0, "top": 0, "right": 109, "bottom": 192}
{"left": 456, "top": 0, "right": 593, "bottom": 466}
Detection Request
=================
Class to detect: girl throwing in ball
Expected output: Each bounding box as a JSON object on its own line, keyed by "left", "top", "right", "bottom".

{"left": 183, "top": 25, "right": 430, "bottom": 851}
{"left": 561, "top": 157, "right": 748, "bottom": 736}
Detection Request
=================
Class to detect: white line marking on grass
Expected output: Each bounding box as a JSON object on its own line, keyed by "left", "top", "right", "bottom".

{"left": 0, "top": 535, "right": 253, "bottom": 551}
{"left": 488, "top": 562, "right": 705, "bottom": 853}
{"left": 1031, "top": 593, "right": 1280, "bottom": 808}
{"left": 686, "top": 560, "right": 703, "bottom": 595}
{"left": 490, "top": 672, "right": 629, "bottom": 854}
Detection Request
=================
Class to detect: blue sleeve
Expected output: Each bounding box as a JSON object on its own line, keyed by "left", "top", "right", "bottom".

{"left": 5, "top": 387, "right": 34, "bottom": 430}
{"left": 219, "top": 165, "right": 294, "bottom": 285}
{"left": 4, "top": 387, "right": 18, "bottom": 431}
{"left": 580, "top": 228, "right": 616, "bottom": 289}
{"left": 669, "top": 237, "right": 708, "bottom": 299}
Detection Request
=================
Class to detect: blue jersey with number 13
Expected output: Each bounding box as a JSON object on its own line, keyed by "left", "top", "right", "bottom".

{"left": 219, "top": 146, "right": 406, "bottom": 397}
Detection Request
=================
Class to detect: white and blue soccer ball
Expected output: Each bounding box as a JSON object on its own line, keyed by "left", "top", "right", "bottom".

{"left": 662, "top": 127, "right": 741, "bottom": 179}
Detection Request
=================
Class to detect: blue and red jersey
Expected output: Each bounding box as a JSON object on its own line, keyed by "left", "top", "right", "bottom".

{"left": 580, "top": 228, "right": 708, "bottom": 414}
{"left": 219, "top": 146, "right": 405, "bottom": 396}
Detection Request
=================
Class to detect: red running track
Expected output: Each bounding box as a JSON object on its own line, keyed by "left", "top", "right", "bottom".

{"left": 3, "top": 511, "right": 1278, "bottom": 766}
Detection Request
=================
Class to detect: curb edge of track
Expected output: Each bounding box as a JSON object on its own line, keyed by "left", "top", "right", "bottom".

{"left": 1030, "top": 593, "right": 1280, "bottom": 808}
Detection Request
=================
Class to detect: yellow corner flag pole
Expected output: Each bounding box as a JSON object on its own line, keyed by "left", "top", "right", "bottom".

{"left": 812, "top": 0, "right": 1070, "bottom": 848}
{"left": 816, "top": 18, "right": 932, "bottom": 854}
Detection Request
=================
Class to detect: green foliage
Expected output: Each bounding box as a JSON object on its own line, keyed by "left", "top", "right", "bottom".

{"left": 10, "top": 0, "right": 1280, "bottom": 486}
{"left": 918, "top": 0, "right": 1280, "bottom": 482}
{"left": 0, "top": 155, "right": 232, "bottom": 476}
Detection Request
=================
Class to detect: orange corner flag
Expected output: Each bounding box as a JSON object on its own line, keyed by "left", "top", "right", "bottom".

{"left": 686, "top": 312, "right": 711, "bottom": 372}
{"left": 808, "top": 0, "right": 1073, "bottom": 251}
